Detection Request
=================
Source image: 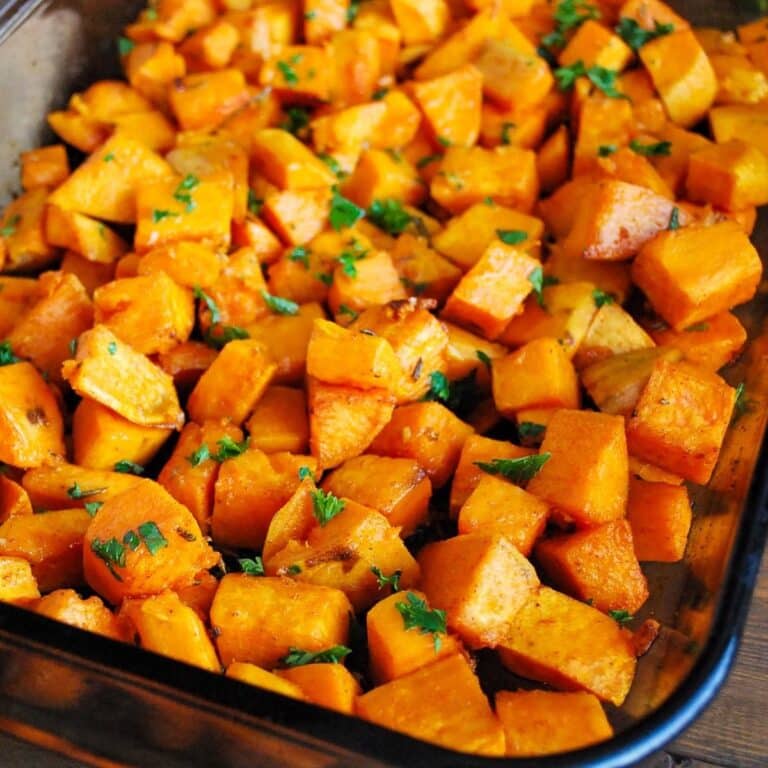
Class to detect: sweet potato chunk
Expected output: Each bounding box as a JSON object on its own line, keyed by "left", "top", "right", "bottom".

{"left": 626, "top": 359, "right": 735, "bottom": 484}
{"left": 0, "top": 476, "right": 33, "bottom": 523}
{"left": 496, "top": 690, "right": 613, "bottom": 756}
{"left": 498, "top": 587, "right": 637, "bottom": 706}
{"left": 34, "top": 589, "right": 125, "bottom": 640}
{"left": 45, "top": 206, "right": 128, "bottom": 265}
{"left": 245, "top": 386, "right": 308, "bottom": 454}
{"left": 226, "top": 662, "right": 305, "bottom": 700}
{"left": 20, "top": 144, "right": 70, "bottom": 190}
{"left": 83, "top": 481, "right": 218, "bottom": 605}
{"left": 210, "top": 575, "right": 351, "bottom": 668}
{"left": 169, "top": 69, "right": 250, "bottom": 131}
{"left": 1, "top": 188, "right": 56, "bottom": 272}
{"left": 366, "top": 590, "right": 463, "bottom": 685}
{"left": 356, "top": 653, "right": 505, "bottom": 757}
{"left": 527, "top": 409, "right": 628, "bottom": 526}
{"left": 0, "top": 556, "right": 40, "bottom": 604}
{"left": 0, "top": 509, "right": 91, "bottom": 592}
{"left": 278, "top": 663, "right": 360, "bottom": 714}
{"left": 535, "top": 519, "right": 649, "bottom": 614}
{"left": 62, "top": 325, "right": 184, "bottom": 429}
{"left": 419, "top": 532, "right": 540, "bottom": 648}
{"left": 251, "top": 129, "right": 337, "bottom": 190}
{"left": 0, "top": 362, "right": 65, "bottom": 469}
{"left": 120, "top": 590, "right": 220, "bottom": 671}
{"left": 628, "top": 476, "right": 692, "bottom": 564}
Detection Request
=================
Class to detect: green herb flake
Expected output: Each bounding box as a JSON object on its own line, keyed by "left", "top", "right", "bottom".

{"left": 152, "top": 209, "right": 179, "bottom": 224}
{"left": 400, "top": 277, "right": 428, "bottom": 295}
{"left": 103, "top": 152, "right": 116, "bottom": 163}
{"left": 733, "top": 381, "right": 753, "bottom": 422}
{"left": 668, "top": 206, "right": 681, "bottom": 231}
{"left": 318, "top": 153, "right": 346, "bottom": 179}
{"left": 598, "top": 144, "right": 617, "bottom": 157}
{"left": 329, "top": 190, "right": 365, "bottom": 231}
{"left": 476, "top": 350, "right": 492, "bottom": 370}
{"left": 346, "top": 1, "right": 360, "bottom": 22}
{"left": 372, "top": 87, "right": 389, "bottom": 101}
{"left": 193, "top": 285, "right": 223, "bottom": 325}
{"left": 114, "top": 460, "right": 145, "bottom": 475}
{"left": 247, "top": 189, "right": 263, "bottom": 216}
{"left": 475, "top": 453, "right": 551, "bottom": 484}
{"left": 261, "top": 289, "right": 299, "bottom": 316}
{"left": 542, "top": 0, "right": 601, "bottom": 49}
{"left": 281, "top": 106, "right": 311, "bottom": 137}
{"left": 213, "top": 436, "right": 250, "bottom": 462}
{"left": 592, "top": 288, "right": 615, "bottom": 308}
{"left": 287, "top": 563, "right": 302, "bottom": 575}
{"left": 304, "top": 9, "right": 317, "bottom": 19}
{"left": 500, "top": 121, "right": 515, "bottom": 146}
{"left": 368, "top": 198, "right": 413, "bottom": 236}
{"left": 437, "top": 136, "right": 452, "bottom": 147}
{"left": 277, "top": 57, "right": 301, "bottom": 86}
{"left": 608, "top": 609, "right": 634, "bottom": 626}
{"left": 338, "top": 303, "right": 359, "bottom": 320}
{"left": 67, "top": 482, "right": 107, "bottom": 500}
{"left": 629, "top": 139, "right": 672, "bottom": 157}
{"left": 0, "top": 341, "right": 21, "bottom": 366}
{"left": 483, "top": 196, "right": 495, "bottom": 207}
{"left": 107, "top": 341, "right": 117, "bottom": 356}
{"left": 288, "top": 245, "right": 310, "bottom": 268}
{"left": 123, "top": 530, "right": 141, "bottom": 551}
{"left": 685, "top": 322, "right": 710, "bottom": 332}
{"left": 528, "top": 266, "right": 547, "bottom": 308}
{"left": 417, "top": 154, "right": 442, "bottom": 169}
{"left": 395, "top": 592, "right": 447, "bottom": 652}
{"left": 555, "top": 61, "right": 625, "bottom": 99}
{"left": 371, "top": 566, "right": 401, "bottom": 592}
{"left": 425, "top": 371, "right": 451, "bottom": 403}
{"left": 173, "top": 174, "right": 200, "bottom": 213}
{"left": 117, "top": 36, "right": 135, "bottom": 56}
{"left": 205, "top": 325, "right": 249, "bottom": 350}
{"left": 239, "top": 557, "right": 265, "bottom": 576}
{"left": 144, "top": 6, "right": 158, "bottom": 20}
{"left": 84, "top": 501, "right": 104, "bottom": 517}
{"left": 518, "top": 422, "right": 546, "bottom": 443}
{"left": 298, "top": 465, "right": 314, "bottom": 481}
{"left": 137, "top": 521, "right": 168, "bottom": 555}
{"left": 90, "top": 537, "right": 126, "bottom": 579}
{"left": 0, "top": 214, "right": 21, "bottom": 238}
{"left": 312, "top": 488, "right": 345, "bottom": 527}
{"left": 496, "top": 229, "right": 528, "bottom": 246}
{"left": 281, "top": 645, "right": 352, "bottom": 667}
{"left": 615, "top": 17, "right": 674, "bottom": 51}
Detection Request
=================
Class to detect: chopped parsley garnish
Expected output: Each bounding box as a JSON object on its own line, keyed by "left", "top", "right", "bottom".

{"left": 67, "top": 482, "right": 106, "bottom": 500}
{"left": 193, "top": 286, "right": 223, "bottom": 325}
{"left": 476, "top": 350, "right": 492, "bottom": 370}
{"left": 312, "top": 488, "right": 345, "bottom": 526}
{"left": 286, "top": 563, "right": 302, "bottom": 575}
{"left": 475, "top": 453, "right": 551, "bottom": 484}
{"left": 84, "top": 501, "right": 104, "bottom": 517}
{"left": 437, "top": 136, "right": 452, "bottom": 147}
{"left": 137, "top": 521, "right": 168, "bottom": 555}
{"left": 204, "top": 325, "right": 249, "bottom": 349}
{"left": 239, "top": 557, "right": 265, "bottom": 576}
{"left": 338, "top": 246, "right": 367, "bottom": 278}
{"left": 187, "top": 444, "right": 211, "bottom": 466}
{"left": 668, "top": 206, "right": 681, "bottom": 230}
{"left": 173, "top": 174, "right": 199, "bottom": 212}
{"left": 277, "top": 54, "right": 302, "bottom": 85}
{"left": 401, "top": 277, "right": 429, "bottom": 295}
{"left": 152, "top": 209, "right": 179, "bottom": 224}
{"left": 247, "top": 189, "right": 263, "bottom": 216}
{"left": 500, "top": 121, "right": 515, "bottom": 145}
{"left": 424, "top": 370, "right": 480, "bottom": 417}
{"left": 372, "top": 87, "right": 389, "bottom": 101}
{"left": 103, "top": 152, "right": 116, "bottom": 163}
{"left": 114, "top": 460, "right": 144, "bottom": 475}
{"left": 417, "top": 154, "right": 442, "bottom": 169}
{"left": 346, "top": 0, "right": 360, "bottom": 22}
{"left": 733, "top": 382, "right": 753, "bottom": 422}
{"left": 685, "top": 322, "right": 710, "bottom": 332}
{"left": 288, "top": 246, "right": 310, "bottom": 268}
{"left": 555, "top": 61, "right": 625, "bottom": 99}
{"left": 298, "top": 465, "right": 314, "bottom": 480}
{"left": 261, "top": 290, "right": 299, "bottom": 316}
{"left": 117, "top": 36, "right": 134, "bottom": 56}
{"left": 395, "top": 592, "right": 447, "bottom": 652}
{"left": 0, "top": 214, "right": 21, "bottom": 238}
{"left": 371, "top": 566, "right": 401, "bottom": 592}
{"left": 281, "top": 645, "right": 351, "bottom": 667}
{"left": 338, "top": 304, "right": 359, "bottom": 320}
{"left": 615, "top": 17, "right": 674, "bottom": 51}
{"left": 592, "top": 288, "right": 615, "bottom": 308}
{"left": 304, "top": 9, "right": 317, "bottom": 19}
{"left": 0, "top": 341, "right": 21, "bottom": 366}
{"left": 608, "top": 609, "right": 634, "bottom": 626}
{"left": 598, "top": 144, "right": 617, "bottom": 157}
{"left": 123, "top": 530, "right": 141, "bottom": 551}
{"left": 496, "top": 229, "right": 527, "bottom": 246}
{"left": 281, "top": 106, "right": 311, "bottom": 137}
{"left": 518, "top": 422, "right": 546, "bottom": 443}
{"left": 629, "top": 139, "right": 672, "bottom": 157}
{"left": 318, "top": 153, "right": 346, "bottom": 179}
{"left": 90, "top": 537, "right": 126, "bottom": 580}
{"left": 368, "top": 198, "right": 413, "bottom": 235}
{"left": 542, "top": 0, "right": 601, "bottom": 49}
{"left": 213, "top": 435, "right": 250, "bottom": 461}
{"left": 107, "top": 341, "right": 117, "bottom": 355}
{"left": 425, "top": 371, "right": 450, "bottom": 402}
{"left": 329, "top": 189, "right": 365, "bottom": 231}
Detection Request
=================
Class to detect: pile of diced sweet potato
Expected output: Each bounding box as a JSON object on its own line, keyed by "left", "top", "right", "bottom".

{"left": 0, "top": 0, "right": 766, "bottom": 758}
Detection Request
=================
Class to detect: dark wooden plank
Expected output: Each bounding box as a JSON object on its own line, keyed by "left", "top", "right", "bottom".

{"left": 671, "top": 549, "right": 768, "bottom": 768}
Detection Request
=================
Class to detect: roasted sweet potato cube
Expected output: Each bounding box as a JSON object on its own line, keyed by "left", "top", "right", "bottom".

{"left": 7, "top": 271, "right": 93, "bottom": 383}
{"left": 495, "top": 690, "right": 613, "bottom": 756}
{"left": 369, "top": 91, "right": 422, "bottom": 150}
{"left": 260, "top": 45, "right": 332, "bottom": 103}
{"left": 278, "top": 663, "right": 360, "bottom": 714}
{"left": 262, "top": 479, "right": 317, "bottom": 565}
{"left": 449, "top": 435, "right": 534, "bottom": 515}
{"left": 0, "top": 277, "right": 41, "bottom": 338}
{"left": 562, "top": 180, "right": 680, "bottom": 262}
{"left": 0, "top": 362, "right": 65, "bottom": 469}
{"left": 302, "top": 0, "right": 348, "bottom": 43}
{"left": 492, "top": 338, "right": 580, "bottom": 416}
{"left": 537, "top": 125, "right": 570, "bottom": 195}
{"left": 639, "top": 29, "right": 717, "bottom": 127}
{"left": 73, "top": 399, "right": 171, "bottom": 472}
{"left": 632, "top": 221, "right": 762, "bottom": 331}
{"left": 342, "top": 151, "right": 425, "bottom": 209}
{"left": 187, "top": 339, "right": 276, "bottom": 425}
{"left": 308, "top": 379, "right": 395, "bottom": 469}
{"left": 367, "top": 590, "right": 463, "bottom": 685}
{"left": 441, "top": 241, "right": 540, "bottom": 340}
{"left": 157, "top": 341, "right": 217, "bottom": 392}
{"left": 572, "top": 95, "right": 634, "bottom": 176}
{"left": 560, "top": 19, "right": 632, "bottom": 70}
{"left": 34, "top": 589, "right": 125, "bottom": 641}
{"left": 47, "top": 135, "right": 173, "bottom": 224}
{"left": 419, "top": 532, "right": 539, "bottom": 648}
{"left": 262, "top": 187, "right": 332, "bottom": 246}
{"left": 83, "top": 481, "right": 218, "bottom": 605}
{"left": 649, "top": 312, "right": 747, "bottom": 371}
{"left": 626, "top": 359, "right": 735, "bottom": 484}
{"left": 369, "top": 401, "right": 474, "bottom": 488}
{"left": 441, "top": 322, "right": 507, "bottom": 385}
{"left": 211, "top": 448, "right": 316, "bottom": 550}
{"left": 432, "top": 202, "right": 543, "bottom": 270}
{"left": 45, "top": 205, "right": 127, "bottom": 263}
{"left": 431, "top": 145, "right": 538, "bottom": 214}
{"left": 322, "top": 455, "right": 431, "bottom": 536}
{"left": 356, "top": 653, "right": 505, "bottom": 757}
{"left": 458, "top": 475, "right": 548, "bottom": 557}
{"left": 47, "top": 108, "right": 109, "bottom": 154}
{"left": 594, "top": 145, "right": 674, "bottom": 199}
{"left": 60, "top": 252, "right": 116, "bottom": 296}
{"left": 226, "top": 662, "right": 305, "bottom": 700}
{"left": 390, "top": 0, "right": 449, "bottom": 44}
{"left": 0, "top": 556, "right": 40, "bottom": 604}
{"left": 120, "top": 590, "right": 220, "bottom": 671}
{"left": 479, "top": 100, "right": 549, "bottom": 151}
{"left": 245, "top": 386, "right": 308, "bottom": 455}
{"left": 528, "top": 409, "right": 628, "bottom": 526}
{"left": 157, "top": 420, "right": 244, "bottom": 532}
{"left": 709, "top": 103, "right": 768, "bottom": 157}
{"left": 327, "top": 250, "right": 407, "bottom": 316}
{"left": 326, "top": 28, "right": 381, "bottom": 107}
{"left": 267, "top": 500, "right": 420, "bottom": 611}
{"left": 686, "top": 138, "right": 768, "bottom": 210}
{"left": 535, "top": 519, "right": 649, "bottom": 614}
{"left": 251, "top": 129, "right": 337, "bottom": 190}
{"left": 93, "top": 273, "right": 194, "bottom": 355}
{"left": 410, "top": 65, "right": 483, "bottom": 148}
{"left": 20, "top": 145, "right": 70, "bottom": 190}
{"left": 498, "top": 586, "right": 637, "bottom": 706}
{"left": 1, "top": 188, "right": 57, "bottom": 272}
{"left": 124, "top": 40, "right": 186, "bottom": 107}
{"left": 627, "top": 476, "right": 692, "bottom": 562}
{"left": 62, "top": 325, "right": 184, "bottom": 429}
{"left": 211, "top": 575, "right": 351, "bottom": 668}
{"left": 168, "top": 68, "right": 250, "bottom": 131}
{"left": 137, "top": 242, "right": 223, "bottom": 289}
{"left": 0, "top": 509, "right": 91, "bottom": 592}
{"left": 0, "top": 476, "right": 33, "bottom": 524}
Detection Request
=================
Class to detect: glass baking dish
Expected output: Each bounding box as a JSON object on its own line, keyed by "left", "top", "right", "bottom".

{"left": 1, "top": 0, "right": 767, "bottom": 764}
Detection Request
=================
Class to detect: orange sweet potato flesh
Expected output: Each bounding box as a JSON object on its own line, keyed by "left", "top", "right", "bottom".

{"left": 278, "top": 663, "right": 361, "bottom": 714}
{"left": 0, "top": 556, "right": 41, "bottom": 605}
{"left": 226, "top": 662, "right": 305, "bottom": 701}
{"left": 0, "top": 476, "right": 33, "bottom": 523}
{"left": 356, "top": 653, "right": 505, "bottom": 757}
{"left": 34, "top": 588, "right": 126, "bottom": 641}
